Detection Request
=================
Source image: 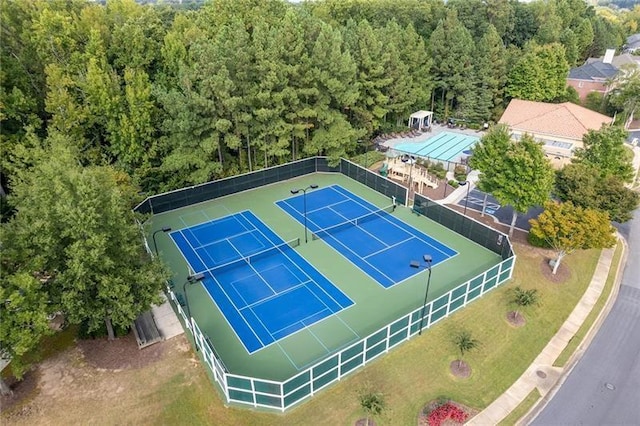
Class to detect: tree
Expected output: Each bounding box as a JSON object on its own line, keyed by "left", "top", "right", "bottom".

{"left": 469, "top": 125, "right": 512, "bottom": 217}
{"left": 509, "top": 286, "right": 539, "bottom": 323}
{"left": 506, "top": 42, "right": 569, "bottom": 102}
{"left": 608, "top": 67, "right": 640, "bottom": 126}
{"left": 344, "top": 19, "right": 392, "bottom": 135}
{"left": 505, "top": 1, "right": 538, "bottom": 48}
{"left": 5, "top": 140, "right": 167, "bottom": 339}
{"left": 475, "top": 25, "right": 507, "bottom": 120}
{"left": 555, "top": 163, "right": 640, "bottom": 223}
{"left": 429, "top": 9, "right": 474, "bottom": 118}
{"left": 358, "top": 386, "right": 386, "bottom": 426}
{"left": 529, "top": 201, "right": 616, "bottom": 274}
{"left": 584, "top": 92, "right": 607, "bottom": 113}
{"left": 574, "top": 126, "right": 634, "bottom": 183}
{"left": 0, "top": 272, "right": 53, "bottom": 395}
{"left": 452, "top": 330, "right": 480, "bottom": 369}
{"left": 496, "top": 134, "right": 555, "bottom": 236}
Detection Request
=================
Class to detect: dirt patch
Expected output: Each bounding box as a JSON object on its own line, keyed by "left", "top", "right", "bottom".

{"left": 355, "top": 418, "right": 377, "bottom": 426}
{"left": 539, "top": 258, "right": 571, "bottom": 284}
{"left": 0, "top": 369, "right": 40, "bottom": 415}
{"left": 506, "top": 311, "right": 526, "bottom": 328}
{"left": 77, "top": 332, "right": 165, "bottom": 371}
{"left": 1, "top": 336, "right": 194, "bottom": 425}
{"left": 449, "top": 360, "right": 471, "bottom": 378}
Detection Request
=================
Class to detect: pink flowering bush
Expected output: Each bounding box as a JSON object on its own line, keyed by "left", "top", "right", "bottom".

{"left": 427, "top": 402, "right": 468, "bottom": 426}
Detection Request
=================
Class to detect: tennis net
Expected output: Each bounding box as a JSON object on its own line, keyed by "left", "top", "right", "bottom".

{"left": 312, "top": 205, "right": 395, "bottom": 241}
{"left": 207, "top": 238, "right": 300, "bottom": 275}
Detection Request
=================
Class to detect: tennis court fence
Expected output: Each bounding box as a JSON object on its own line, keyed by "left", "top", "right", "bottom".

{"left": 413, "top": 194, "right": 513, "bottom": 260}
{"left": 165, "top": 252, "right": 514, "bottom": 412}
{"left": 133, "top": 157, "right": 407, "bottom": 215}
{"left": 139, "top": 155, "right": 515, "bottom": 411}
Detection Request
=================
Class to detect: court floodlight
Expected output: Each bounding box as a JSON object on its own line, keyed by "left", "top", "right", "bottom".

{"left": 410, "top": 254, "right": 433, "bottom": 335}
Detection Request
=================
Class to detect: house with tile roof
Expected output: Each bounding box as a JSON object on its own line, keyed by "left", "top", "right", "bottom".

{"left": 498, "top": 99, "right": 614, "bottom": 167}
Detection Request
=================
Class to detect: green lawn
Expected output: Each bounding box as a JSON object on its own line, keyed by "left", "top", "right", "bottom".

{"left": 152, "top": 243, "right": 601, "bottom": 425}
{"left": 2, "top": 242, "right": 614, "bottom": 426}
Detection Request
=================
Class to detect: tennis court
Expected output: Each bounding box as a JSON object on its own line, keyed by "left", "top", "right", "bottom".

{"left": 277, "top": 185, "right": 457, "bottom": 288}
{"left": 147, "top": 162, "right": 511, "bottom": 404}
{"left": 170, "top": 210, "right": 354, "bottom": 353}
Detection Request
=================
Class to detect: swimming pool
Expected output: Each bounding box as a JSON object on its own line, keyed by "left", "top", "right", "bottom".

{"left": 392, "top": 131, "right": 479, "bottom": 163}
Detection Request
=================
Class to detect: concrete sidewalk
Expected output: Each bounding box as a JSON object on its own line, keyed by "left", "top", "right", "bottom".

{"left": 469, "top": 239, "right": 625, "bottom": 425}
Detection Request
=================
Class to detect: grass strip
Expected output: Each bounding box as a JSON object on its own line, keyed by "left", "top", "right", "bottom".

{"left": 497, "top": 388, "right": 541, "bottom": 426}
{"left": 553, "top": 242, "right": 623, "bottom": 367}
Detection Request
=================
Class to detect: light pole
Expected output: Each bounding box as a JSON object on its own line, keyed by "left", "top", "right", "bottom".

{"left": 152, "top": 227, "right": 172, "bottom": 257}
{"left": 410, "top": 254, "right": 433, "bottom": 335}
{"left": 291, "top": 184, "right": 319, "bottom": 243}
{"left": 182, "top": 273, "right": 205, "bottom": 321}
{"left": 458, "top": 180, "right": 471, "bottom": 216}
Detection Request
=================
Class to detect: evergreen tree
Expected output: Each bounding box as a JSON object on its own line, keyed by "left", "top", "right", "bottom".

{"left": 474, "top": 25, "right": 506, "bottom": 121}
{"left": 429, "top": 10, "right": 474, "bottom": 118}
{"left": 343, "top": 19, "right": 392, "bottom": 135}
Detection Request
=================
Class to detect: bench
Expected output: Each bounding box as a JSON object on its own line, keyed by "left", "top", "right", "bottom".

{"left": 132, "top": 311, "right": 163, "bottom": 349}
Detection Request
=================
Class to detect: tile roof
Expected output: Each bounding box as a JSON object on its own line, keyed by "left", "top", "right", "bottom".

{"left": 498, "top": 99, "right": 614, "bottom": 140}
{"left": 568, "top": 61, "right": 618, "bottom": 80}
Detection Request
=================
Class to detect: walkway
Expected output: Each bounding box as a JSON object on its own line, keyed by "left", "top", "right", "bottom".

{"left": 469, "top": 240, "right": 624, "bottom": 425}
{"left": 152, "top": 292, "right": 184, "bottom": 340}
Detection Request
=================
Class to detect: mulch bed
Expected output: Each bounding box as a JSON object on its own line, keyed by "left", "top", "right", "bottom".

{"left": 539, "top": 258, "right": 571, "bottom": 284}
{"left": 0, "top": 369, "right": 39, "bottom": 414}
{"left": 355, "top": 418, "right": 377, "bottom": 426}
{"left": 506, "top": 311, "right": 526, "bottom": 327}
{"left": 77, "top": 332, "right": 166, "bottom": 371}
{"left": 449, "top": 360, "right": 471, "bottom": 379}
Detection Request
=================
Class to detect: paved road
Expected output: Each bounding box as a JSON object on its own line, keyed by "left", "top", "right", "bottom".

{"left": 532, "top": 208, "right": 640, "bottom": 425}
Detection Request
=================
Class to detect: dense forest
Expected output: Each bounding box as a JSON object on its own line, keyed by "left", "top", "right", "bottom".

{"left": 1, "top": 0, "right": 636, "bottom": 195}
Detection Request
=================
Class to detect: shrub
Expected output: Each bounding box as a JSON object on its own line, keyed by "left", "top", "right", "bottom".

{"left": 427, "top": 402, "right": 468, "bottom": 426}
{"left": 453, "top": 165, "right": 467, "bottom": 181}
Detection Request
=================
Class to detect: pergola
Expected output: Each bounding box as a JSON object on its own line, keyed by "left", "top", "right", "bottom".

{"left": 408, "top": 110, "right": 433, "bottom": 131}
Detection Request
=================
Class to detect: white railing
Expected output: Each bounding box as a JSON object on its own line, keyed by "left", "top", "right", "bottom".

{"left": 169, "top": 253, "right": 515, "bottom": 412}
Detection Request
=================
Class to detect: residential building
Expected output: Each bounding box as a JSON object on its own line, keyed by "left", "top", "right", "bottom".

{"left": 498, "top": 99, "right": 613, "bottom": 167}
{"left": 567, "top": 49, "right": 618, "bottom": 102}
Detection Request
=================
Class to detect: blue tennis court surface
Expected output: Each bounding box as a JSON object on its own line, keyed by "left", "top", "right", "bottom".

{"left": 277, "top": 185, "right": 457, "bottom": 288}
{"left": 170, "top": 211, "right": 353, "bottom": 354}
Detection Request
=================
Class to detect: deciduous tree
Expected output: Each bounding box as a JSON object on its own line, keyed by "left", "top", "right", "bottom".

{"left": 0, "top": 272, "right": 53, "bottom": 395}
{"left": 492, "top": 134, "right": 555, "bottom": 237}
{"left": 529, "top": 201, "right": 616, "bottom": 274}
{"left": 554, "top": 163, "right": 639, "bottom": 223}
{"left": 574, "top": 126, "right": 634, "bottom": 183}
{"left": 469, "top": 125, "right": 512, "bottom": 217}
{"left": 6, "top": 140, "right": 167, "bottom": 340}
{"left": 506, "top": 42, "right": 569, "bottom": 102}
